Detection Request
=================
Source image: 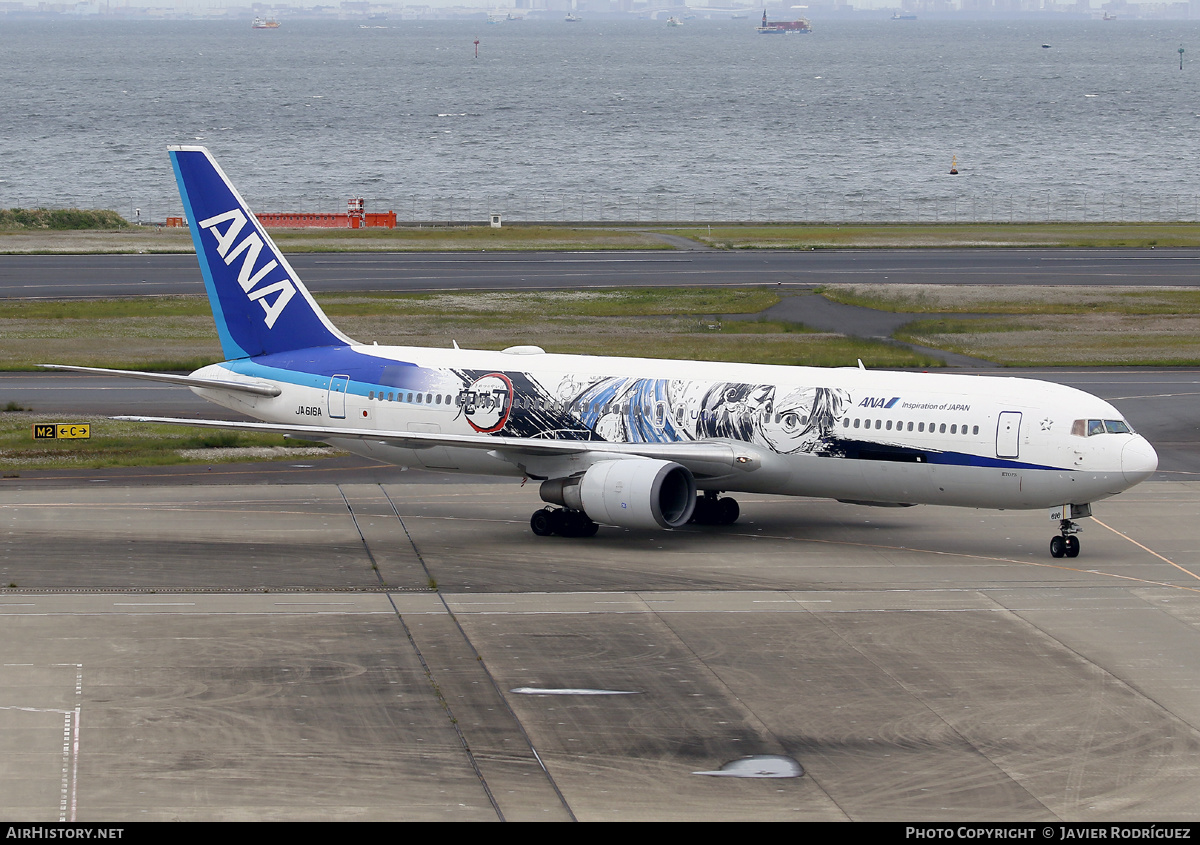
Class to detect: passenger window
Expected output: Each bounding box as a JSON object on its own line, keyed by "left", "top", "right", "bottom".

{"left": 886, "top": 420, "right": 893, "bottom": 430}
{"left": 939, "top": 423, "right": 946, "bottom": 434}
{"left": 950, "top": 424, "right": 957, "bottom": 434}
{"left": 854, "top": 419, "right": 860, "bottom": 429}
{"left": 907, "top": 422, "right": 913, "bottom": 432}
{"left": 972, "top": 425, "right": 979, "bottom": 435}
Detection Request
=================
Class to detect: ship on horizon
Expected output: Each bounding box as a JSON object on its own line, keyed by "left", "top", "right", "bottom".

{"left": 756, "top": 10, "right": 811, "bottom": 34}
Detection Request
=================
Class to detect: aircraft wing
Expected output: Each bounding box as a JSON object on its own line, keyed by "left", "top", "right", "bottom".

{"left": 114, "top": 415, "right": 767, "bottom": 477}
{"left": 43, "top": 364, "right": 282, "bottom": 398}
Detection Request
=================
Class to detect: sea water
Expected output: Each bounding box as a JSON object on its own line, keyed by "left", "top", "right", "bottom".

{"left": 1, "top": 18, "right": 1197, "bottom": 222}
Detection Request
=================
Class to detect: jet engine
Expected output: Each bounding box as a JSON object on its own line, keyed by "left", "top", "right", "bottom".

{"left": 540, "top": 459, "right": 696, "bottom": 529}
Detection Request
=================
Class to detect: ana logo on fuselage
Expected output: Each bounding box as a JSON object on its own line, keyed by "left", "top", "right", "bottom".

{"left": 859, "top": 396, "right": 900, "bottom": 409}
{"left": 198, "top": 209, "right": 296, "bottom": 329}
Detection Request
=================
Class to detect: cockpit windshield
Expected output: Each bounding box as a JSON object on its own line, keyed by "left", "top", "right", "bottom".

{"left": 1072, "top": 418, "right": 1134, "bottom": 437}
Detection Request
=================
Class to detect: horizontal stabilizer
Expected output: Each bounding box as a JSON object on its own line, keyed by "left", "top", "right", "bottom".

{"left": 43, "top": 364, "right": 282, "bottom": 397}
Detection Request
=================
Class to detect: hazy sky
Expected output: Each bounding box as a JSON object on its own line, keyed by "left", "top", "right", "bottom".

{"left": 101, "top": 1, "right": 912, "bottom": 12}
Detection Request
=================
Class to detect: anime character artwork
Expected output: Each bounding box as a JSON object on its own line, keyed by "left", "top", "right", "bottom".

{"left": 451, "top": 368, "right": 850, "bottom": 457}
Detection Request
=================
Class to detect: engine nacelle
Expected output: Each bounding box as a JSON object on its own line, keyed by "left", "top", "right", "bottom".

{"left": 540, "top": 459, "right": 696, "bottom": 529}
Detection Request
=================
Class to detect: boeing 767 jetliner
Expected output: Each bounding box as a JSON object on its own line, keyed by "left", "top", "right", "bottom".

{"left": 47, "top": 147, "right": 1158, "bottom": 557}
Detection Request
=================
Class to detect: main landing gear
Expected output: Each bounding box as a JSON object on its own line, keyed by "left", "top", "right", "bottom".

{"left": 1049, "top": 503, "right": 1091, "bottom": 559}
{"left": 528, "top": 493, "right": 742, "bottom": 537}
{"left": 530, "top": 507, "right": 599, "bottom": 538}
{"left": 690, "top": 492, "right": 740, "bottom": 526}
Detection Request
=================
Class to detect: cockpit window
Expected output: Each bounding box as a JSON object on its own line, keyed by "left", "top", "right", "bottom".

{"left": 1073, "top": 418, "right": 1134, "bottom": 437}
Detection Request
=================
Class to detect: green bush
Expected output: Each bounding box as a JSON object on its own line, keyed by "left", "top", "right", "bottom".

{"left": 0, "top": 208, "right": 130, "bottom": 230}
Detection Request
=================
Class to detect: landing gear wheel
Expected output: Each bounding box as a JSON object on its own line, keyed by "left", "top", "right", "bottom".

{"left": 530, "top": 508, "right": 597, "bottom": 538}
{"left": 559, "top": 510, "right": 599, "bottom": 538}
{"left": 530, "top": 509, "right": 555, "bottom": 537}
{"left": 690, "top": 493, "right": 740, "bottom": 526}
{"left": 1051, "top": 516, "right": 1083, "bottom": 559}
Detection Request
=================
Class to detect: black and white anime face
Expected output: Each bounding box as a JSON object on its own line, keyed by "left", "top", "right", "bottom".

{"left": 676, "top": 381, "right": 850, "bottom": 455}
{"left": 757, "top": 385, "right": 850, "bottom": 454}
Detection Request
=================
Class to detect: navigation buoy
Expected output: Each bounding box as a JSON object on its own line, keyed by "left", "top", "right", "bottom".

{"left": 474, "top": 39, "right": 480, "bottom": 59}
{"left": 950, "top": 155, "right": 959, "bottom": 175}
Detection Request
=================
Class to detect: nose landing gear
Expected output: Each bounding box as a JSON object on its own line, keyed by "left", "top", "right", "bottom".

{"left": 1049, "top": 503, "right": 1090, "bottom": 558}
{"left": 1050, "top": 523, "right": 1081, "bottom": 559}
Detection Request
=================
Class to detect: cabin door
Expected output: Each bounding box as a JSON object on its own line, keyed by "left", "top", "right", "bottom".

{"left": 996, "top": 411, "right": 1022, "bottom": 459}
{"left": 327, "top": 374, "right": 350, "bottom": 419}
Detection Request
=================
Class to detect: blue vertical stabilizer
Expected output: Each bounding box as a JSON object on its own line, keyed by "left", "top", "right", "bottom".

{"left": 169, "top": 146, "right": 356, "bottom": 360}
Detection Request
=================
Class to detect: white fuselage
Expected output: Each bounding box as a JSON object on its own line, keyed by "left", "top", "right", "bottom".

{"left": 191, "top": 344, "right": 1158, "bottom": 512}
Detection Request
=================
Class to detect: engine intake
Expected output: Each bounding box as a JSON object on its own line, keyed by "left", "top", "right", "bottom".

{"left": 540, "top": 459, "right": 696, "bottom": 529}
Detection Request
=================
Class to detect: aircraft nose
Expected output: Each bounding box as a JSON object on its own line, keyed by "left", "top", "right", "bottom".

{"left": 1122, "top": 436, "right": 1158, "bottom": 485}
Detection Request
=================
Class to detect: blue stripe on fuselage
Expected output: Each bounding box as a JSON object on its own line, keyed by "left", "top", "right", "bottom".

{"left": 222, "top": 347, "right": 421, "bottom": 395}
{"left": 923, "top": 451, "right": 1060, "bottom": 472}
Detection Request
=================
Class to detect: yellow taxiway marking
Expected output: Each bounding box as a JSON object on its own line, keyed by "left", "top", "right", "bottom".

{"left": 1091, "top": 516, "right": 1200, "bottom": 584}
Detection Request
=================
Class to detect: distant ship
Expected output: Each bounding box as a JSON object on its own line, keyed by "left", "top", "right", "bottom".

{"left": 667, "top": 16, "right": 682, "bottom": 26}
{"left": 252, "top": 17, "right": 280, "bottom": 29}
{"left": 756, "top": 10, "right": 811, "bottom": 34}
{"left": 891, "top": 11, "right": 917, "bottom": 20}
{"left": 565, "top": 12, "right": 580, "bottom": 22}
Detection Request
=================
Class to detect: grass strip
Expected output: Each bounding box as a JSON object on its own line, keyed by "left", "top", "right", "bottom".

{"left": 819, "top": 284, "right": 1200, "bottom": 315}
{"left": 665, "top": 222, "right": 1200, "bottom": 250}
{"left": 7, "top": 220, "right": 1200, "bottom": 254}
{"left": 0, "top": 412, "right": 332, "bottom": 471}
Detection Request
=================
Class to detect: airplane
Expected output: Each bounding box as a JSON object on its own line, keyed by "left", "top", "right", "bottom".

{"left": 46, "top": 146, "right": 1158, "bottom": 558}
